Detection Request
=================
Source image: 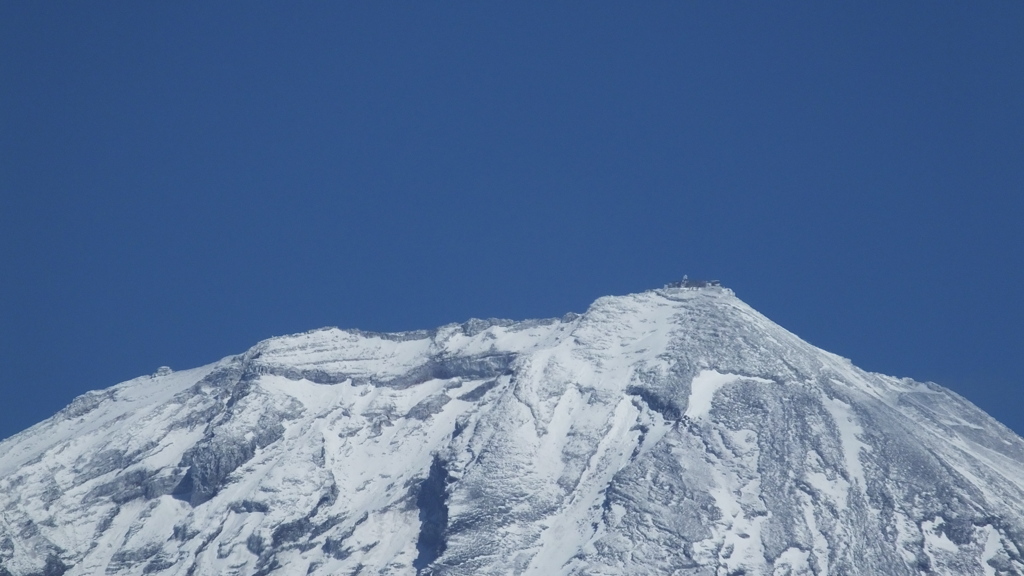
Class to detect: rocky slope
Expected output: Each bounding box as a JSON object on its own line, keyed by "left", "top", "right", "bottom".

{"left": 1, "top": 285, "right": 1023, "bottom": 576}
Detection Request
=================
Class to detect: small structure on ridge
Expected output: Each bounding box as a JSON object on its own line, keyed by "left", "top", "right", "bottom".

{"left": 665, "top": 275, "right": 722, "bottom": 289}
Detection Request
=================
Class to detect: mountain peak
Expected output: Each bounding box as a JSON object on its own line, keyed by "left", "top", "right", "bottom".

{"left": 1, "top": 288, "right": 1022, "bottom": 576}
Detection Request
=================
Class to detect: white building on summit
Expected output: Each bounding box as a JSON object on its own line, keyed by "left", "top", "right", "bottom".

{"left": 666, "top": 275, "right": 722, "bottom": 289}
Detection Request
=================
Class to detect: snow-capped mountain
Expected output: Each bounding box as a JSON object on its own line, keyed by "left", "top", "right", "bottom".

{"left": 2, "top": 285, "right": 1023, "bottom": 576}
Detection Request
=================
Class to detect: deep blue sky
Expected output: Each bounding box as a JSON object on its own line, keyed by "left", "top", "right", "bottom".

{"left": 1, "top": 3, "right": 1022, "bottom": 441}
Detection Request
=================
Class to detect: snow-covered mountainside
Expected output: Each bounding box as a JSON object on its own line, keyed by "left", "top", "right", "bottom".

{"left": 2, "top": 285, "right": 1024, "bottom": 576}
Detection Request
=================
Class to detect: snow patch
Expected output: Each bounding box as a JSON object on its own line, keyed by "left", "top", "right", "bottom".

{"left": 685, "top": 370, "right": 740, "bottom": 419}
{"left": 981, "top": 525, "right": 1001, "bottom": 576}
{"left": 685, "top": 370, "right": 772, "bottom": 420}
{"left": 822, "top": 395, "right": 870, "bottom": 489}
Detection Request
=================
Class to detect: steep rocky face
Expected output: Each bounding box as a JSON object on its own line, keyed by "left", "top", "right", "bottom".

{"left": 1, "top": 286, "right": 1023, "bottom": 576}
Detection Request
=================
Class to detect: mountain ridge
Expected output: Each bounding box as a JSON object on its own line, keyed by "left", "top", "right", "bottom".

{"left": 2, "top": 286, "right": 1023, "bottom": 575}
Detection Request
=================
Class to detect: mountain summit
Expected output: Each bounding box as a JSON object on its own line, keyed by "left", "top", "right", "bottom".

{"left": 2, "top": 285, "right": 1023, "bottom": 576}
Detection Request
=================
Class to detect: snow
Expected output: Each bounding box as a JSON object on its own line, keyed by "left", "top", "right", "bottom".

{"left": 685, "top": 370, "right": 739, "bottom": 420}
{"left": 0, "top": 363, "right": 216, "bottom": 478}
{"left": 524, "top": 396, "right": 641, "bottom": 575}
{"left": 685, "top": 370, "right": 772, "bottom": 420}
{"left": 801, "top": 496, "right": 832, "bottom": 574}
{"left": 822, "top": 394, "right": 870, "bottom": 489}
{"left": 2, "top": 285, "right": 1024, "bottom": 576}
{"left": 920, "top": 517, "right": 963, "bottom": 573}
{"left": 981, "top": 525, "right": 1001, "bottom": 576}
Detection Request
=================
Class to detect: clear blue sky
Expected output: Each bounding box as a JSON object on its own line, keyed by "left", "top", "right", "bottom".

{"left": 1, "top": 3, "right": 1021, "bottom": 441}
